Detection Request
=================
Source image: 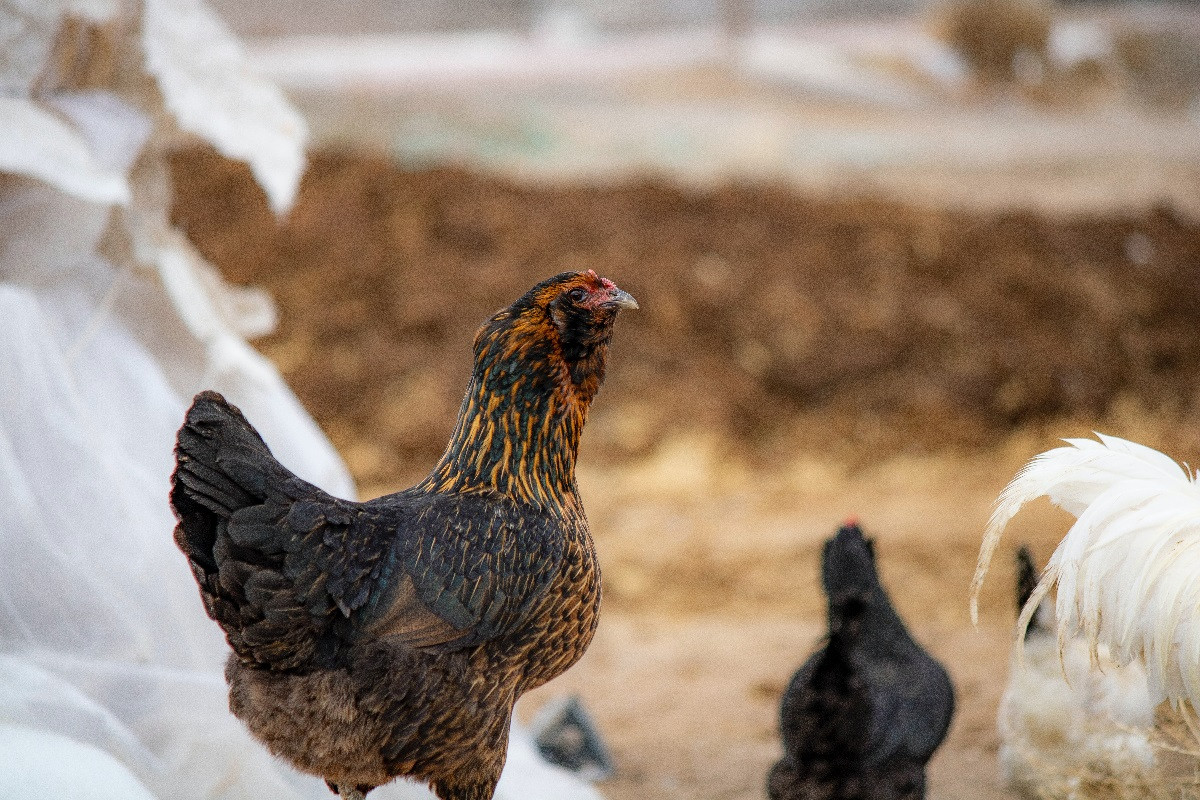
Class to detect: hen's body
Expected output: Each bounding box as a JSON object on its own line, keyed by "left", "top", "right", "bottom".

{"left": 171, "top": 271, "right": 636, "bottom": 800}
{"left": 219, "top": 488, "right": 598, "bottom": 798}
{"left": 769, "top": 523, "right": 955, "bottom": 800}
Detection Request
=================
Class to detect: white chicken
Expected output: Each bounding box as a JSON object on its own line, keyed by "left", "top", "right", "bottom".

{"left": 997, "top": 547, "right": 1160, "bottom": 799}
{"left": 974, "top": 433, "right": 1200, "bottom": 710}
{"left": 973, "top": 434, "right": 1200, "bottom": 797}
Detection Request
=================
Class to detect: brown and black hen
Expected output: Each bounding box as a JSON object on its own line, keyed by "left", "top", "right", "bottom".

{"left": 170, "top": 271, "right": 636, "bottom": 800}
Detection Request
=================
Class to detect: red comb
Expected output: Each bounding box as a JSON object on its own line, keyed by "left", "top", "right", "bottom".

{"left": 585, "top": 269, "right": 616, "bottom": 291}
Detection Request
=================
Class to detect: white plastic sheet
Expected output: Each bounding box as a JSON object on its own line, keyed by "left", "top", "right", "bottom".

{"left": 0, "top": 188, "right": 605, "bottom": 800}
{"left": 0, "top": 1, "right": 604, "bottom": 798}
{"left": 0, "top": 96, "right": 132, "bottom": 204}
{"left": 142, "top": 0, "right": 307, "bottom": 214}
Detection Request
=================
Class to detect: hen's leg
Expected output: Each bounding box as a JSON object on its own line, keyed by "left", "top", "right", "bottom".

{"left": 337, "top": 787, "right": 365, "bottom": 800}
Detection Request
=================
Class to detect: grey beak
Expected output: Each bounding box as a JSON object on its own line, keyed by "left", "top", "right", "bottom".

{"left": 606, "top": 288, "right": 639, "bottom": 311}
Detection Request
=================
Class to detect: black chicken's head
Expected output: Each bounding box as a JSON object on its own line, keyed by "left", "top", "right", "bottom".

{"left": 821, "top": 521, "right": 880, "bottom": 605}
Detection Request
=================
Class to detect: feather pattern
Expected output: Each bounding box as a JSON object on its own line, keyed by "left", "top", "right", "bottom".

{"left": 170, "top": 270, "right": 636, "bottom": 800}
{"left": 972, "top": 433, "right": 1200, "bottom": 710}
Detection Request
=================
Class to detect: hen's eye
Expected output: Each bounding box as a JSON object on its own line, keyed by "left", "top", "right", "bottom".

{"left": 567, "top": 287, "right": 587, "bottom": 303}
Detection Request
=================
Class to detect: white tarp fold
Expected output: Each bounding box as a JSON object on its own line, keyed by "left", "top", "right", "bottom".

{"left": 0, "top": 1, "right": 604, "bottom": 798}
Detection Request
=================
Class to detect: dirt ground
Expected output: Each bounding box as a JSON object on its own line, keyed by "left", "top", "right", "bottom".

{"left": 170, "top": 146, "right": 1200, "bottom": 800}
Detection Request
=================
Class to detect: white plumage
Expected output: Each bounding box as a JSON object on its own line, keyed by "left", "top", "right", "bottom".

{"left": 998, "top": 632, "right": 1160, "bottom": 799}
{"left": 996, "top": 551, "right": 1161, "bottom": 799}
{"left": 973, "top": 433, "right": 1200, "bottom": 712}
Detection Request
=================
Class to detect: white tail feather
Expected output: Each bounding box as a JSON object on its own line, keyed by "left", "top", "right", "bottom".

{"left": 972, "top": 433, "right": 1200, "bottom": 710}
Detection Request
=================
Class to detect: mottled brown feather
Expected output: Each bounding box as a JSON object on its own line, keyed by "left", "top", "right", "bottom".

{"left": 170, "top": 271, "right": 633, "bottom": 800}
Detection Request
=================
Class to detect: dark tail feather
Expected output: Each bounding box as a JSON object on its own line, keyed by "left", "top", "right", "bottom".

{"left": 1015, "top": 545, "right": 1037, "bottom": 610}
{"left": 1015, "top": 545, "right": 1047, "bottom": 636}
{"left": 170, "top": 391, "right": 281, "bottom": 572}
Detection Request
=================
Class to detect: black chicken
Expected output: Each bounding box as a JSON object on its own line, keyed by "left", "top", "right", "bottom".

{"left": 170, "top": 271, "right": 636, "bottom": 800}
{"left": 768, "top": 522, "right": 955, "bottom": 800}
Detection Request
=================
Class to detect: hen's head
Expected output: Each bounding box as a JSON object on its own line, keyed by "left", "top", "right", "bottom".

{"left": 474, "top": 270, "right": 637, "bottom": 406}
{"left": 821, "top": 521, "right": 880, "bottom": 604}
{"left": 430, "top": 271, "right": 635, "bottom": 505}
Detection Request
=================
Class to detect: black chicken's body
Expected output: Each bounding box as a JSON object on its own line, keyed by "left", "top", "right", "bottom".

{"left": 170, "top": 271, "right": 636, "bottom": 800}
{"left": 768, "top": 523, "right": 955, "bottom": 800}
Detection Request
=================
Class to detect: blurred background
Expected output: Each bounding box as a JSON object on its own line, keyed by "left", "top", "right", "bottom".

{"left": 166, "top": 2, "right": 1200, "bottom": 798}
{"left": 7, "top": 0, "right": 1200, "bottom": 798}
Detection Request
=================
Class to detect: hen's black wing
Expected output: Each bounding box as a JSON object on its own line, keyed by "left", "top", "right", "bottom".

{"left": 856, "top": 642, "right": 955, "bottom": 769}
{"left": 358, "top": 489, "right": 570, "bottom": 654}
{"left": 171, "top": 391, "right": 567, "bottom": 671}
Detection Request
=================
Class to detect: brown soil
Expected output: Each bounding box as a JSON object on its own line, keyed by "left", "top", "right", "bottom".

{"left": 170, "top": 145, "right": 1200, "bottom": 800}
